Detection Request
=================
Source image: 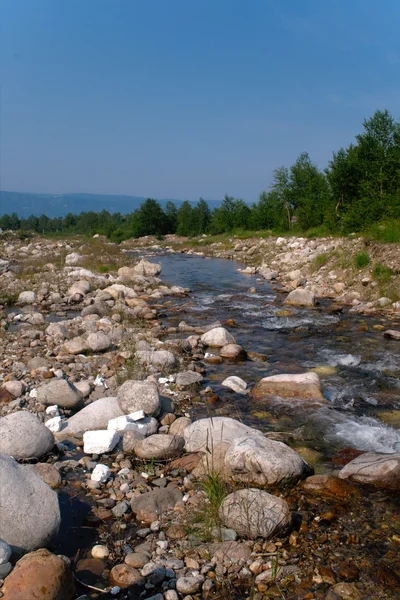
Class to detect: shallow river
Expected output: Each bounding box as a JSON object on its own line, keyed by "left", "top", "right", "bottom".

{"left": 141, "top": 250, "right": 400, "bottom": 469}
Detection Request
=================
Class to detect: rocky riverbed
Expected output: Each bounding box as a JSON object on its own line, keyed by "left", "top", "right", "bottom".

{"left": 0, "top": 232, "right": 399, "bottom": 600}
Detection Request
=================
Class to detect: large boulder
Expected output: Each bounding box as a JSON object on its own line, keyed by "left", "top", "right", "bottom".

{"left": 338, "top": 452, "right": 400, "bottom": 491}
{"left": 225, "top": 435, "right": 311, "bottom": 487}
{"left": 58, "top": 397, "right": 124, "bottom": 436}
{"left": 134, "top": 434, "right": 184, "bottom": 459}
{"left": 37, "top": 379, "right": 83, "bottom": 409}
{"left": 184, "top": 417, "right": 264, "bottom": 453}
{"left": 201, "top": 327, "right": 236, "bottom": 347}
{"left": 0, "top": 412, "right": 54, "bottom": 459}
{"left": 219, "top": 488, "right": 290, "bottom": 539}
{"left": 117, "top": 380, "right": 161, "bottom": 416}
{"left": 2, "top": 549, "right": 75, "bottom": 600}
{"left": 0, "top": 454, "right": 61, "bottom": 553}
{"left": 283, "top": 289, "right": 316, "bottom": 306}
{"left": 251, "top": 372, "right": 324, "bottom": 400}
{"left": 130, "top": 487, "right": 182, "bottom": 523}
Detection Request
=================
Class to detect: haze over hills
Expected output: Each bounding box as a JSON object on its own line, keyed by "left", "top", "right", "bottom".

{"left": 0, "top": 191, "right": 221, "bottom": 218}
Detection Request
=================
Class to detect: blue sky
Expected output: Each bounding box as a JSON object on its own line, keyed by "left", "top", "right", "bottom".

{"left": 1, "top": 0, "right": 400, "bottom": 202}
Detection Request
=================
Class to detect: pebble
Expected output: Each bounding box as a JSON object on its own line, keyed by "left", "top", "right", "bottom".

{"left": 91, "top": 545, "right": 109, "bottom": 559}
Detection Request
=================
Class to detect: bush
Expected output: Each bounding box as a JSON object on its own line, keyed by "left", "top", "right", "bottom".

{"left": 354, "top": 252, "right": 370, "bottom": 268}
{"left": 310, "top": 253, "right": 329, "bottom": 272}
{"left": 365, "top": 220, "right": 400, "bottom": 243}
{"left": 372, "top": 263, "right": 393, "bottom": 282}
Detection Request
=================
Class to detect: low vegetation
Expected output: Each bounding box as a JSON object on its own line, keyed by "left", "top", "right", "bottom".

{"left": 354, "top": 252, "right": 371, "bottom": 268}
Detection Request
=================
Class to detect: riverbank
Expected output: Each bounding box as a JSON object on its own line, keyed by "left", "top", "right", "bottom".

{"left": 0, "top": 232, "right": 399, "bottom": 600}
{"left": 122, "top": 232, "right": 400, "bottom": 316}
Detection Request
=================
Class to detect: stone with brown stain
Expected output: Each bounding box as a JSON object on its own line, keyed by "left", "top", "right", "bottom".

{"left": 301, "top": 475, "right": 360, "bottom": 499}
{"left": 2, "top": 548, "right": 75, "bottom": 600}
{"left": 109, "top": 563, "right": 145, "bottom": 588}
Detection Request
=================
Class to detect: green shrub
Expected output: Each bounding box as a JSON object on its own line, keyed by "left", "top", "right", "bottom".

{"left": 354, "top": 252, "right": 370, "bottom": 268}
{"left": 372, "top": 263, "right": 393, "bottom": 282}
{"left": 365, "top": 220, "right": 400, "bottom": 243}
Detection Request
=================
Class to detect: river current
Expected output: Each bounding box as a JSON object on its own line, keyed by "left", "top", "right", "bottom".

{"left": 138, "top": 250, "right": 400, "bottom": 470}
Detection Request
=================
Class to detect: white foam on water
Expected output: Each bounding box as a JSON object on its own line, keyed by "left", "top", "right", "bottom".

{"left": 326, "top": 415, "right": 400, "bottom": 453}
{"left": 321, "top": 350, "right": 361, "bottom": 367}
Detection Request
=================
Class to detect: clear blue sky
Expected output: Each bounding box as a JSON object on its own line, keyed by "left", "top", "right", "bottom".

{"left": 1, "top": 0, "right": 400, "bottom": 202}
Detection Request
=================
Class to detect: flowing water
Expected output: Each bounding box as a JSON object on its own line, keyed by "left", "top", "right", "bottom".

{"left": 140, "top": 251, "right": 400, "bottom": 469}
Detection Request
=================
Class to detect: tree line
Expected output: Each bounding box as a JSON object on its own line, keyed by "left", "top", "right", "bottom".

{"left": 1, "top": 109, "right": 400, "bottom": 240}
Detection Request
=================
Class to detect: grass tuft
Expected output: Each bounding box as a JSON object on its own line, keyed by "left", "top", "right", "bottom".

{"left": 354, "top": 252, "right": 370, "bottom": 268}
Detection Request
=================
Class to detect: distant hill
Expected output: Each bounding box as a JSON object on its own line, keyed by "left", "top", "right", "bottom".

{"left": 0, "top": 191, "right": 221, "bottom": 218}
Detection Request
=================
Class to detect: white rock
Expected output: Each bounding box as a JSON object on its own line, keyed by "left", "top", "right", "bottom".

{"left": 45, "top": 405, "right": 60, "bottom": 417}
{"left": 18, "top": 291, "right": 36, "bottom": 304}
{"left": 91, "top": 544, "right": 109, "bottom": 559}
{"left": 221, "top": 376, "right": 248, "bottom": 393}
{"left": 45, "top": 416, "right": 63, "bottom": 433}
{"left": 91, "top": 464, "right": 111, "bottom": 483}
{"left": 184, "top": 417, "right": 264, "bottom": 452}
{"left": 65, "top": 252, "right": 83, "bottom": 266}
{"left": 201, "top": 327, "right": 236, "bottom": 347}
{"left": 83, "top": 430, "right": 120, "bottom": 454}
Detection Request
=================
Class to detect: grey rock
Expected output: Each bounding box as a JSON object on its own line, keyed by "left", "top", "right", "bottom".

{"left": 201, "top": 327, "right": 236, "bottom": 347}
{"left": 134, "top": 434, "right": 184, "bottom": 459}
{"left": 283, "top": 288, "right": 316, "bottom": 306}
{"left": 37, "top": 378, "right": 83, "bottom": 409}
{"left": 0, "top": 538, "right": 11, "bottom": 565}
{"left": 136, "top": 350, "right": 177, "bottom": 370}
{"left": 176, "top": 575, "right": 205, "bottom": 594}
{"left": 225, "top": 435, "right": 311, "bottom": 486}
{"left": 18, "top": 291, "right": 36, "bottom": 304}
{"left": 118, "top": 430, "right": 145, "bottom": 452}
{"left": 130, "top": 487, "right": 183, "bottom": 523}
{"left": 117, "top": 380, "right": 161, "bottom": 416}
{"left": 184, "top": 417, "right": 263, "bottom": 452}
{"left": 219, "top": 488, "right": 290, "bottom": 539}
{"left": 339, "top": 451, "right": 400, "bottom": 491}
{"left": 169, "top": 416, "right": 192, "bottom": 437}
{"left": 58, "top": 397, "right": 123, "bottom": 436}
{"left": 0, "top": 454, "right": 61, "bottom": 554}
{"left": 0, "top": 412, "right": 54, "bottom": 459}
{"left": 175, "top": 371, "right": 203, "bottom": 387}
{"left": 63, "top": 336, "right": 89, "bottom": 354}
{"left": 86, "top": 331, "right": 113, "bottom": 353}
